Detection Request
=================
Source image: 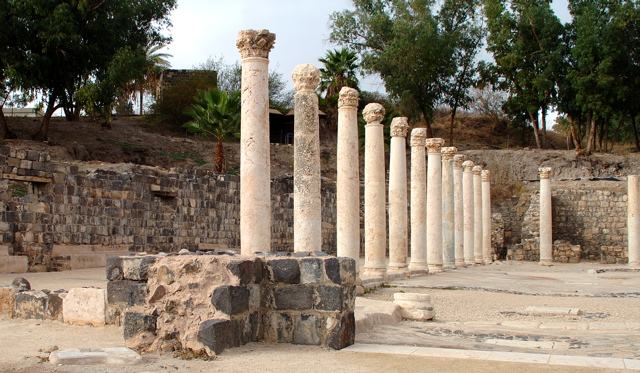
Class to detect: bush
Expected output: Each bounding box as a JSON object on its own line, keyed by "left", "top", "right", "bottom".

{"left": 152, "top": 71, "right": 217, "bottom": 129}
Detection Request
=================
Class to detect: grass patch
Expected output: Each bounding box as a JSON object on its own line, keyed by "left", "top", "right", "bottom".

{"left": 160, "top": 151, "right": 206, "bottom": 166}
{"left": 9, "top": 183, "right": 28, "bottom": 198}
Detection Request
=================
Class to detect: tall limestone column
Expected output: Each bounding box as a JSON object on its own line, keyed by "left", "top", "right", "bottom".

{"left": 628, "top": 175, "right": 640, "bottom": 266}
{"left": 441, "top": 147, "right": 457, "bottom": 269}
{"left": 453, "top": 155, "right": 466, "bottom": 267}
{"left": 539, "top": 167, "right": 553, "bottom": 265}
{"left": 408, "top": 128, "right": 428, "bottom": 273}
{"left": 388, "top": 117, "right": 410, "bottom": 276}
{"left": 362, "top": 103, "right": 387, "bottom": 277}
{"left": 236, "top": 29, "right": 276, "bottom": 255}
{"left": 462, "top": 161, "right": 475, "bottom": 265}
{"left": 473, "top": 166, "right": 483, "bottom": 264}
{"left": 426, "top": 138, "right": 445, "bottom": 272}
{"left": 482, "top": 170, "right": 492, "bottom": 264}
{"left": 336, "top": 87, "right": 360, "bottom": 265}
{"left": 292, "top": 64, "right": 321, "bottom": 253}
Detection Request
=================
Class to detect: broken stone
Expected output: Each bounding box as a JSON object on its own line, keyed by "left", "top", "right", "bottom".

{"left": 122, "top": 256, "right": 156, "bottom": 281}
{"left": 14, "top": 290, "right": 47, "bottom": 319}
{"left": 0, "top": 286, "right": 16, "bottom": 318}
{"left": 46, "top": 291, "right": 66, "bottom": 321}
{"left": 393, "top": 292, "right": 435, "bottom": 321}
{"left": 157, "top": 265, "right": 175, "bottom": 285}
{"left": 11, "top": 277, "right": 31, "bottom": 290}
{"left": 325, "top": 312, "right": 355, "bottom": 349}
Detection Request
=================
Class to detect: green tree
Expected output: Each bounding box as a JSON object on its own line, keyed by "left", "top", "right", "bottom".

{"left": 318, "top": 48, "right": 360, "bottom": 99}
{"left": 125, "top": 40, "right": 172, "bottom": 116}
{"left": 330, "top": 0, "right": 484, "bottom": 137}
{"left": 482, "top": 0, "right": 564, "bottom": 149}
{"left": 183, "top": 89, "right": 241, "bottom": 173}
{"left": 6, "top": 0, "right": 176, "bottom": 141}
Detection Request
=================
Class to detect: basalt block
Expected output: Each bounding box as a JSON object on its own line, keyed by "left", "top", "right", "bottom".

{"left": 107, "top": 280, "right": 147, "bottom": 306}
{"left": 13, "top": 290, "right": 47, "bottom": 319}
{"left": 197, "top": 319, "right": 240, "bottom": 355}
{"left": 274, "top": 284, "right": 313, "bottom": 310}
{"left": 267, "top": 259, "right": 300, "bottom": 284}
{"left": 210, "top": 285, "right": 250, "bottom": 315}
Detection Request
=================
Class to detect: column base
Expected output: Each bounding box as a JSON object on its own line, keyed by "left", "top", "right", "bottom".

{"left": 386, "top": 270, "right": 407, "bottom": 280}
{"left": 455, "top": 259, "right": 466, "bottom": 268}
{"left": 362, "top": 265, "right": 387, "bottom": 278}
{"left": 483, "top": 257, "right": 493, "bottom": 265}
{"left": 474, "top": 257, "right": 484, "bottom": 265}
{"left": 465, "top": 260, "right": 475, "bottom": 266}
{"left": 408, "top": 261, "right": 428, "bottom": 271}
{"left": 539, "top": 259, "right": 553, "bottom": 266}
{"left": 406, "top": 269, "right": 429, "bottom": 277}
{"left": 427, "top": 264, "right": 443, "bottom": 273}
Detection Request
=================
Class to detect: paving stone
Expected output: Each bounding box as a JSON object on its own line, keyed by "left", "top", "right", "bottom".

{"left": 538, "top": 322, "right": 588, "bottom": 330}
{"left": 548, "top": 355, "right": 626, "bottom": 369}
{"left": 525, "top": 306, "right": 580, "bottom": 315}
{"left": 486, "top": 339, "right": 555, "bottom": 349}
{"left": 588, "top": 322, "right": 628, "bottom": 331}
{"left": 500, "top": 321, "right": 541, "bottom": 329}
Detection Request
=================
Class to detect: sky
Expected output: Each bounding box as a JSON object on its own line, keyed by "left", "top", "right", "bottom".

{"left": 165, "top": 0, "right": 572, "bottom": 93}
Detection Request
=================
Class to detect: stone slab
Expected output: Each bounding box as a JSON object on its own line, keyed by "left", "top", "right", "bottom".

{"left": 342, "top": 343, "right": 419, "bottom": 355}
{"left": 63, "top": 288, "right": 107, "bottom": 326}
{"left": 355, "top": 298, "right": 402, "bottom": 333}
{"left": 0, "top": 255, "right": 28, "bottom": 274}
{"left": 485, "top": 339, "right": 555, "bottom": 349}
{"left": 49, "top": 347, "right": 142, "bottom": 365}
{"left": 525, "top": 306, "right": 580, "bottom": 315}
{"left": 588, "top": 322, "right": 628, "bottom": 330}
{"left": 486, "top": 351, "right": 550, "bottom": 364}
{"left": 412, "top": 347, "right": 492, "bottom": 360}
{"left": 500, "top": 321, "right": 541, "bottom": 329}
{"left": 624, "top": 359, "right": 640, "bottom": 370}
{"left": 538, "top": 322, "right": 588, "bottom": 330}
{"left": 548, "top": 355, "right": 626, "bottom": 369}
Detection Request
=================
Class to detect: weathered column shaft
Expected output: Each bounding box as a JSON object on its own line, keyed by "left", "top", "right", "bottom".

{"left": 462, "top": 161, "right": 475, "bottom": 265}
{"left": 453, "top": 155, "right": 465, "bottom": 267}
{"left": 629, "top": 175, "right": 640, "bottom": 266}
{"left": 539, "top": 167, "right": 553, "bottom": 265}
{"left": 292, "top": 64, "right": 321, "bottom": 252}
{"left": 388, "top": 117, "right": 410, "bottom": 274}
{"left": 237, "top": 29, "right": 275, "bottom": 255}
{"left": 409, "top": 129, "right": 428, "bottom": 272}
{"left": 426, "top": 138, "right": 445, "bottom": 271}
{"left": 482, "top": 170, "right": 492, "bottom": 264}
{"left": 363, "top": 103, "right": 387, "bottom": 277}
{"left": 441, "top": 147, "right": 456, "bottom": 268}
{"left": 336, "top": 87, "right": 360, "bottom": 265}
{"left": 473, "top": 166, "right": 483, "bottom": 264}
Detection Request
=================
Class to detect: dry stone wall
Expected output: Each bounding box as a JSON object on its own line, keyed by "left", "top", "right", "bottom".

{"left": 0, "top": 146, "right": 337, "bottom": 271}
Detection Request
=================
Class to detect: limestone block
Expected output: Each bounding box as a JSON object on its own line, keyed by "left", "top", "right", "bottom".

{"left": 393, "top": 293, "right": 435, "bottom": 321}
{"left": 0, "top": 255, "right": 28, "bottom": 274}
{"left": 63, "top": 288, "right": 107, "bottom": 326}
{"left": 0, "top": 287, "right": 16, "bottom": 318}
{"left": 14, "top": 290, "right": 48, "bottom": 319}
{"left": 197, "top": 319, "right": 241, "bottom": 355}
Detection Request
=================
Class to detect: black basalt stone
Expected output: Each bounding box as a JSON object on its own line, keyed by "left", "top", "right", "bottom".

{"left": 300, "top": 258, "right": 323, "bottom": 284}
{"left": 325, "top": 312, "right": 356, "bottom": 350}
{"left": 198, "top": 319, "right": 240, "bottom": 354}
{"left": 324, "top": 258, "right": 341, "bottom": 284}
{"left": 274, "top": 285, "right": 313, "bottom": 310}
{"left": 211, "top": 285, "right": 250, "bottom": 315}
{"left": 123, "top": 312, "right": 157, "bottom": 340}
{"left": 267, "top": 259, "right": 300, "bottom": 284}
{"left": 315, "top": 285, "right": 344, "bottom": 311}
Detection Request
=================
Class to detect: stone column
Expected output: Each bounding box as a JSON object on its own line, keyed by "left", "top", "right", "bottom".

{"left": 388, "top": 117, "right": 410, "bottom": 276}
{"left": 408, "top": 128, "right": 428, "bottom": 273}
{"left": 441, "top": 147, "right": 457, "bottom": 269}
{"left": 362, "top": 103, "right": 387, "bottom": 277}
{"left": 539, "top": 167, "right": 553, "bottom": 265}
{"left": 453, "top": 155, "right": 465, "bottom": 267}
{"left": 336, "top": 87, "right": 360, "bottom": 265}
{"left": 482, "top": 170, "right": 492, "bottom": 264}
{"left": 473, "top": 166, "right": 483, "bottom": 264}
{"left": 426, "top": 138, "right": 445, "bottom": 272}
{"left": 236, "top": 29, "right": 276, "bottom": 255}
{"left": 629, "top": 175, "right": 640, "bottom": 266}
{"left": 292, "top": 64, "right": 321, "bottom": 253}
{"left": 462, "top": 161, "right": 475, "bottom": 265}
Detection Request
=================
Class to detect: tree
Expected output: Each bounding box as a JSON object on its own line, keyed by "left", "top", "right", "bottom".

{"left": 318, "top": 48, "right": 360, "bottom": 100}
{"left": 482, "top": 0, "right": 565, "bottom": 149}
{"left": 125, "top": 40, "right": 172, "bottom": 116}
{"left": 330, "top": 0, "right": 484, "bottom": 137}
{"left": 183, "top": 89, "right": 241, "bottom": 173}
{"left": 6, "top": 0, "right": 176, "bottom": 141}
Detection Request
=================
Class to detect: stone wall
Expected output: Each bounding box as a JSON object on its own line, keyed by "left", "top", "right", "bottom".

{"left": 0, "top": 146, "right": 337, "bottom": 271}
{"left": 108, "top": 253, "right": 355, "bottom": 355}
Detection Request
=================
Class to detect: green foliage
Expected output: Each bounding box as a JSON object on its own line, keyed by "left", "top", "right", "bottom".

{"left": 330, "top": 0, "right": 484, "bottom": 137}
{"left": 152, "top": 73, "right": 217, "bottom": 129}
{"left": 9, "top": 182, "right": 27, "bottom": 198}
{"left": 318, "top": 48, "right": 360, "bottom": 99}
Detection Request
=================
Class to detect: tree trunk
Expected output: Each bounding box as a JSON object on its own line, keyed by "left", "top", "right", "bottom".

{"left": 215, "top": 138, "right": 225, "bottom": 173}
{"left": 425, "top": 117, "right": 433, "bottom": 138}
{"left": 448, "top": 105, "right": 458, "bottom": 146}
{"left": 33, "top": 93, "right": 58, "bottom": 142}
{"left": 541, "top": 106, "right": 547, "bottom": 148}
{"left": 632, "top": 115, "right": 640, "bottom": 152}
{"left": 139, "top": 90, "right": 144, "bottom": 116}
{"left": 0, "top": 110, "right": 17, "bottom": 140}
{"left": 568, "top": 114, "right": 580, "bottom": 150}
{"left": 528, "top": 110, "right": 541, "bottom": 149}
{"left": 585, "top": 114, "right": 596, "bottom": 155}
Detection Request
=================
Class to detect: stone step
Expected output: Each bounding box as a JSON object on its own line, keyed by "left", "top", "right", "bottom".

{"left": 0, "top": 244, "right": 9, "bottom": 256}
{"left": 52, "top": 244, "right": 129, "bottom": 256}
{"left": 0, "top": 255, "right": 28, "bottom": 274}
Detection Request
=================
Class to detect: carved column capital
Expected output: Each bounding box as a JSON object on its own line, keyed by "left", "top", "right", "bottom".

{"left": 472, "top": 165, "right": 483, "bottom": 175}
{"left": 292, "top": 64, "right": 320, "bottom": 92}
{"left": 539, "top": 167, "right": 552, "bottom": 179}
{"left": 363, "top": 103, "right": 385, "bottom": 125}
{"left": 481, "top": 170, "right": 490, "bottom": 181}
{"left": 462, "top": 160, "right": 475, "bottom": 172}
{"left": 425, "top": 138, "right": 445, "bottom": 154}
{"left": 236, "top": 29, "right": 276, "bottom": 59}
{"left": 441, "top": 147, "right": 457, "bottom": 161}
{"left": 410, "top": 128, "right": 427, "bottom": 147}
{"left": 338, "top": 87, "right": 359, "bottom": 108}
{"left": 453, "top": 154, "right": 465, "bottom": 168}
{"left": 390, "top": 117, "right": 410, "bottom": 138}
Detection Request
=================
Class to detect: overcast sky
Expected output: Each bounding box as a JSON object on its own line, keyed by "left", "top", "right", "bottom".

{"left": 165, "top": 0, "right": 572, "bottom": 93}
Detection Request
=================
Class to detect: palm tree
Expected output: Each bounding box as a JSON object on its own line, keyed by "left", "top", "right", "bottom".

{"left": 183, "top": 89, "right": 240, "bottom": 173}
{"left": 125, "top": 40, "right": 172, "bottom": 115}
{"left": 318, "top": 48, "right": 360, "bottom": 100}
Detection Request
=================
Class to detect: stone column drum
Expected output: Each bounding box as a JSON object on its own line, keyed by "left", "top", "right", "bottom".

{"left": 336, "top": 87, "right": 360, "bottom": 265}
{"left": 539, "top": 167, "right": 553, "bottom": 265}
{"left": 453, "top": 155, "right": 465, "bottom": 267}
{"left": 362, "top": 103, "right": 387, "bottom": 277}
{"left": 388, "top": 117, "right": 410, "bottom": 275}
{"left": 236, "top": 29, "right": 276, "bottom": 255}
{"left": 462, "top": 160, "right": 475, "bottom": 265}
{"left": 473, "top": 166, "right": 483, "bottom": 264}
{"left": 441, "top": 147, "right": 456, "bottom": 269}
{"left": 408, "top": 128, "right": 428, "bottom": 273}
{"left": 482, "top": 170, "right": 492, "bottom": 264}
{"left": 292, "top": 64, "right": 321, "bottom": 253}
{"left": 629, "top": 175, "right": 640, "bottom": 266}
{"left": 426, "top": 138, "right": 445, "bottom": 272}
